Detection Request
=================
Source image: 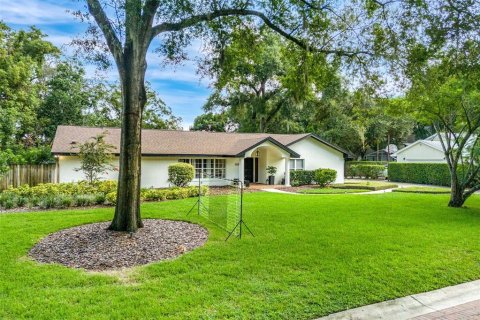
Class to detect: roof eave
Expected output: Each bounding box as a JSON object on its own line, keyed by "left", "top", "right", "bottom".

{"left": 235, "top": 137, "right": 301, "bottom": 158}
{"left": 287, "top": 133, "right": 350, "bottom": 156}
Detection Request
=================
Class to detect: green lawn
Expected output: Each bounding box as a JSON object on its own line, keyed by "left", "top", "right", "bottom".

{"left": 1, "top": 193, "right": 480, "bottom": 319}
{"left": 299, "top": 187, "right": 370, "bottom": 194}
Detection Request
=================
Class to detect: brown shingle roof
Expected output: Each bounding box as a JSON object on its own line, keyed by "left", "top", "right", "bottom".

{"left": 51, "top": 126, "right": 346, "bottom": 157}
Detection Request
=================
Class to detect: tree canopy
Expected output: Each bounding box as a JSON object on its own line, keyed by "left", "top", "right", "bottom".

{"left": 0, "top": 22, "right": 182, "bottom": 170}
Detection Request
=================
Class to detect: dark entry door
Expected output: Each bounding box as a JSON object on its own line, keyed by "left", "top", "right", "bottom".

{"left": 244, "top": 158, "right": 254, "bottom": 183}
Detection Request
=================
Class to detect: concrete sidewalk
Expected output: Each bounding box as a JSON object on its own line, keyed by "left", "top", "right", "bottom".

{"left": 317, "top": 280, "right": 480, "bottom": 320}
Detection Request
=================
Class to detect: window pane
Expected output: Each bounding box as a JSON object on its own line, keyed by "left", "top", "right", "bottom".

{"left": 289, "top": 159, "right": 295, "bottom": 169}
{"left": 296, "top": 159, "right": 305, "bottom": 170}
{"left": 215, "top": 159, "right": 225, "bottom": 168}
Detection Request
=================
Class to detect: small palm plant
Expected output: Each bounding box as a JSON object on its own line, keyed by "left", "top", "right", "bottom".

{"left": 266, "top": 166, "right": 277, "bottom": 185}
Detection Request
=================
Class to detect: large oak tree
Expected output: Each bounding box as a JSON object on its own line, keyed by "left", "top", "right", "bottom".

{"left": 81, "top": 0, "right": 380, "bottom": 232}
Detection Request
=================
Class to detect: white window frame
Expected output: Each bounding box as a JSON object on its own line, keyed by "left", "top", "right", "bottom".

{"left": 179, "top": 158, "right": 226, "bottom": 179}
{"left": 289, "top": 158, "right": 305, "bottom": 171}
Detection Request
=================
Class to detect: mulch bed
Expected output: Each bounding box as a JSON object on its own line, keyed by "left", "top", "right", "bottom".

{"left": 29, "top": 219, "right": 208, "bottom": 271}
{"left": 275, "top": 185, "right": 316, "bottom": 193}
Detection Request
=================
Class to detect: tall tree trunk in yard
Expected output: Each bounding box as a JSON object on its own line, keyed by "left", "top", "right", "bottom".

{"left": 109, "top": 39, "right": 148, "bottom": 232}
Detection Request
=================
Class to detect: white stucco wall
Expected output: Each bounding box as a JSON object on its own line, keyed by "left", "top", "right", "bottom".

{"left": 58, "top": 156, "right": 120, "bottom": 183}
{"left": 58, "top": 155, "right": 241, "bottom": 188}
{"left": 288, "top": 137, "right": 345, "bottom": 183}
{"left": 395, "top": 143, "right": 446, "bottom": 163}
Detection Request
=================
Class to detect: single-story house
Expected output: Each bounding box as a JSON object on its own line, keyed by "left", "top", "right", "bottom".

{"left": 392, "top": 134, "right": 446, "bottom": 163}
{"left": 51, "top": 126, "right": 348, "bottom": 187}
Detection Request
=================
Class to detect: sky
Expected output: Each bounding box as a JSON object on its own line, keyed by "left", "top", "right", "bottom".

{"left": 0, "top": 0, "right": 212, "bottom": 129}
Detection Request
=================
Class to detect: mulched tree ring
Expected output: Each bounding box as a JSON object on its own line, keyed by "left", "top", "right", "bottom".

{"left": 29, "top": 219, "right": 208, "bottom": 271}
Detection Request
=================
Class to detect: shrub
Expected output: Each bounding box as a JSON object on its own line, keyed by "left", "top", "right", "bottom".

{"left": 74, "top": 194, "right": 96, "bottom": 207}
{"left": 2, "top": 196, "right": 17, "bottom": 209}
{"left": 168, "top": 163, "right": 195, "bottom": 187}
{"left": 94, "top": 180, "right": 118, "bottom": 194}
{"left": 54, "top": 194, "right": 74, "bottom": 208}
{"left": 16, "top": 196, "right": 28, "bottom": 208}
{"left": 0, "top": 181, "right": 207, "bottom": 210}
{"left": 38, "top": 196, "right": 56, "bottom": 209}
{"left": 290, "top": 170, "right": 315, "bottom": 186}
{"left": 314, "top": 169, "right": 337, "bottom": 187}
{"left": 350, "top": 164, "right": 385, "bottom": 179}
{"left": 266, "top": 166, "right": 277, "bottom": 176}
{"left": 142, "top": 189, "right": 168, "bottom": 201}
{"left": 388, "top": 163, "right": 451, "bottom": 186}
{"left": 105, "top": 192, "right": 117, "bottom": 205}
{"left": 345, "top": 161, "right": 387, "bottom": 178}
{"left": 93, "top": 193, "right": 106, "bottom": 205}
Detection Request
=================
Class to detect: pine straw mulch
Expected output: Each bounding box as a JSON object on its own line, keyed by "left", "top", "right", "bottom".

{"left": 29, "top": 219, "right": 208, "bottom": 271}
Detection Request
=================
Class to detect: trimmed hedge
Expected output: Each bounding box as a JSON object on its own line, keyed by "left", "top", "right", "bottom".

{"left": 290, "top": 169, "right": 338, "bottom": 187}
{"left": 347, "top": 161, "right": 388, "bottom": 166}
{"left": 345, "top": 161, "right": 387, "bottom": 178}
{"left": 168, "top": 163, "right": 195, "bottom": 187}
{"left": 314, "top": 169, "right": 337, "bottom": 187}
{"left": 349, "top": 164, "right": 385, "bottom": 179}
{"left": 290, "top": 170, "right": 315, "bottom": 186}
{"left": 388, "top": 163, "right": 451, "bottom": 186}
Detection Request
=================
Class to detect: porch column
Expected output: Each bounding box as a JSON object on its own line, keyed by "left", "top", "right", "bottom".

{"left": 239, "top": 158, "right": 245, "bottom": 184}
{"left": 284, "top": 156, "right": 291, "bottom": 186}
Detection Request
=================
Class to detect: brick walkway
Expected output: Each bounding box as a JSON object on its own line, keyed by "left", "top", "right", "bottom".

{"left": 412, "top": 299, "right": 480, "bottom": 320}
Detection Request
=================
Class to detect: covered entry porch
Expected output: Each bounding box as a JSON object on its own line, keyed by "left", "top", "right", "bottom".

{"left": 237, "top": 138, "right": 300, "bottom": 186}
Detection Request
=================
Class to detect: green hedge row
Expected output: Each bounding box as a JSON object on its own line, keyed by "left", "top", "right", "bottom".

{"left": 347, "top": 164, "right": 386, "bottom": 179}
{"left": 347, "top": 161, "right": 388, "bottom": 166}
{"left": 388, "top": 163, "right": 451, "bottom": 186}
{"left": 290, "top": 169, "right": 338, "bottom": 187}
{"left": 290, "top": 170, "right": 315, "bottom": 186}
{"left": 345, "top": 161, "right": 388, "bottom": 178}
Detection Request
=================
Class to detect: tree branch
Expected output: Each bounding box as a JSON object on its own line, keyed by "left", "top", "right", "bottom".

{"left": 86, "top": 0, "right": 124, "bottom": 67}
{"left": 142, "top": 0, "right": 160, "bottom": 49}
{"left": 151, "top": 9, "right": 372, "bottom": 58}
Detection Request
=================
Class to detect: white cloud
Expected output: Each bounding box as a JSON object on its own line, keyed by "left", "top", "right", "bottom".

{"left": 0, "top": 0, "right": 76, "bottom": 25}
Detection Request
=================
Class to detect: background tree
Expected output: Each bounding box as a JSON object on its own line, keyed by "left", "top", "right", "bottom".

{"left": 372, "top": 0, "right": 480, "bottom": 206}
{"left": 76, "top": 133, "right": 116, "bottom": 183}
{"left": 85, "top": 82, "right": 182, "bottom": 129}
{"left": 37, "top": 62, "right": 90, "bottom": 142}
{"left": 191, "top": 112, "right": 229, "bottom": 132}
{"left": 80, "top": 0, "right": 380, "bottom": 232}
{"left": 202, "top": 27, "right": 340, "bottom": 133}
{"left": 0, "top": 22, "right": 58, "bottom": 149}
{"left": 408, "top": 53, "right": 480, "bottom": 207}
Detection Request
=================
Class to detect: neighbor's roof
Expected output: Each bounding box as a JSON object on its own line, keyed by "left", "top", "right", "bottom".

{"left": 51, "top": 126, "right": 348, "bottom": 157}
{"left": 392, "top": 139, "right": 444, "bottom": 157}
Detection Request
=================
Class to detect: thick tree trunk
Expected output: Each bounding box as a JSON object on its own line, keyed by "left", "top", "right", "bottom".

{"left": 448, "top": 172, "right": 466, "bottom": 208}
{"left": 109, "top": 44, "right": 147, "bottom": 232}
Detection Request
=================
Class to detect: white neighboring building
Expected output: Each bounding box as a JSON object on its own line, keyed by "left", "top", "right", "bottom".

{"left": 392, "top": 134, "right": 446, "bottom": 163}
{"left": 51, "top": 126, "right": 348, "bottom": 187}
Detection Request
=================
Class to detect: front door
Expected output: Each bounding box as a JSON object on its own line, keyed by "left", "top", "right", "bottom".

{"left": 244, "top": 158, "right": 254, "bottom": 183}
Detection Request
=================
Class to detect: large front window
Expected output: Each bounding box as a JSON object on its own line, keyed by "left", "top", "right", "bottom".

{"left": 289, "top": 158, "right": 305, "bottom": 171}
{"left": 179, "top": 159, "right": 226, "bottom": 179}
